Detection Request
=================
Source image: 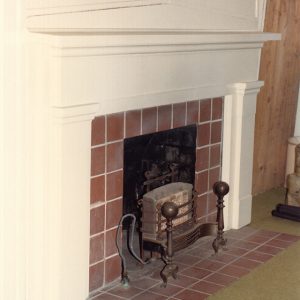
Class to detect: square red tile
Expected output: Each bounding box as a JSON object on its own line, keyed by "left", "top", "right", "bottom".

{"left": 132, "top": 291, "right": 167, "bottom": 300}
{"left": 149, "top": 283, "right": 182, "bottom": 297}
{"left": 90, "top": 293, "right": 120, "bottom": 300}
{"left": 196, "top": 194, "right": 208, "bottom": 219}
{"left": 92, "top": 116, "right": 105, "bottom": 146}
{"left": 91, "top": 146, "right": 105, "bottom": 176}
{"left": 106, "top": 198, "right": 122, "bottom": 230}
{"left": 197, "top": 123, "right": 210, "bottom": 147}
{"left": 106, "top": 170, "right": 123, "bottom": 201}
{"left": 254, "top": 229, "right": 279, "bottom": 238}
{"left": 90, "top": 175, "right": 105, "bottom": 204}
{"left": 158, "top": 105, "right": 172, "bottom": 131}
{"left": 209, "top": 253, "right": 237, "bottom": 264}
{"left": 276, "top": 233, "right": 300, "bottom": 242}
{"left": 191, "top": 280, "right": 225, "bottom": 294}
{"left": 175, "top": 289, "right": 209, "bottom": 300}
{"left": 89, "top": 261, "right": 104, "bottom": 292}
{"left": 173, "top": 102, "right": 186, "bottom": 128}
{"left": 244, "top": 251, "right": 273, "bottom": 262}
{"left": 218, "top": 264, "right": 249, "bottom": 278}
{"left": 129, "top": 277, "right": 159, "bottom": 290}
{"left": 195, "top": 171, "right": 209, "bottom": 195}
{"left": 266, "top": 238, "right": 294, "bottom": 249}
{"left": 212, "top": 97, "right": 223, "bottom": 120}
{"left": 207, "top": 192, "right": 217, "bottom": 214}
{"left": 106, "top": 141, "right": 123, "bottom": 173}
{"left": 232, "top": 240, "right": 260, "bottom": 250}
{"left": 125, "top": 110, "right": 141, "bottom": 138}
{"left": 107, "top": 112, "right": 124, "bottom": 142}
{"left": 199, "top": 99, "right": 211, "bottom": 122}
{"left": 90, "top": 233, "right": 104, "bottom": 264}
{"left": 90, "top": 205, "right": 105, "bottom": 235}
{"left": 207, "top": 212, "right": 217, "bottom": 223}
{"left": 194, "top": 259, "right": 226, "bottom": 272}
{"left": 196, "top": 147, "right": 209, "bottom": 171}
{"left": 105, "top": 227, "right": 118, "bottom": 257}
{"left": 205, "top": 272, "right": 237, "bottom": 286}
{"left": 226, "top": 247, "right": 249, "bottom": 257}
{"left": 210, "top": 144, "right": 221, "bottom": 168}
{"left": 232, "top": 257, "right": 261, "bottom": 269}
{"left": 187, "top": 100, "right": 199, "bottom": 125}
{"left": 175, "top": 254, "right": 201, "bottom": 266}
{"left": 246, "top": 234, "right": 271, "bottom": 244}
{"left": 142, "top": 107, "right": 157, "bottom": 134}
{"left": 211, "top": 121, "right": 222, "bottom": 144}
{"left": 109, "top": 285, "right": 143, "bottom": 299}
{"left": 180, "top": 266, "right": 212, "bottom": 279}
{"left": 167, "top": 274, "right": 198, "bottom": 288}
{"left": 105, "top": 255, "right": 121, "bottom": 284}
{"left": 209, "top": 167, "right": 220, "bottom": 191}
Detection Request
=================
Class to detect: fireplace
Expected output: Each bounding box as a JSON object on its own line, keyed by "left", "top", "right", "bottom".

{"left": 20, "top": 2, "right": 281, "bottom": 299}
{"left": 90, "top": 98, "right": 224, "bottom": 291}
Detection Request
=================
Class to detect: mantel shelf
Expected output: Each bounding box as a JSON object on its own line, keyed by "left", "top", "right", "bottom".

{"left": 33, "top": 31, "right": 280, "bottom": 57}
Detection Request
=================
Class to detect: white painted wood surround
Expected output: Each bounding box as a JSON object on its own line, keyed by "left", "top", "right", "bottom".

{"left": 1, "top": 1, "right": 280, "bottom": 300}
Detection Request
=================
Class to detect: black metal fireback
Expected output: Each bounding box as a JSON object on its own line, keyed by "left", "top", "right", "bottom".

{"left": 123, "top": 125, "right": 197, "bottom": 218}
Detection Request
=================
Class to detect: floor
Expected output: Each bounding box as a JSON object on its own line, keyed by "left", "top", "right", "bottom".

{"left": 89, "top": 225, "right": 300, "bottom": 300}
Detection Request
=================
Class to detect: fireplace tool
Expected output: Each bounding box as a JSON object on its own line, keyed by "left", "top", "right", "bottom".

{"left": 116, "top": 213, "right": 149, "bottom": 287}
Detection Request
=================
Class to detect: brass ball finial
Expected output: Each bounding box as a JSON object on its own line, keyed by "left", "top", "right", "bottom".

{"left": 213, "top": 181, "right": 229, "bottom": 197}
{"left": 161, "top": 201, "right": 179, "bottom": 220}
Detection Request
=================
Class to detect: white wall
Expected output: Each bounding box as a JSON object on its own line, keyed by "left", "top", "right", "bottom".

{"left": 1, "top": 1, "right": 27, "bottom": 299}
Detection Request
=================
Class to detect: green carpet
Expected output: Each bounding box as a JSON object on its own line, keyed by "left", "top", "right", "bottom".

{"left": 209, "top": 188, "right": 300, "bottom": 300}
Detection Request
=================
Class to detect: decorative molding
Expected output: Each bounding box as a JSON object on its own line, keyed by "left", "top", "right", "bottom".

{"left": 52, "top": 103, "right": 100, "bottom": 123}
{"left": 45, "top": 32, "right": 281, "bottom": 57}
{"left": 27, "top": 0, "right": 168, "bottom": 17}
{"left": 228, "top": 81, "right": 265, "bottom": 96}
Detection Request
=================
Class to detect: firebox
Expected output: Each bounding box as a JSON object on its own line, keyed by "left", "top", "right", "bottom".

{"left": 122, "top": 123, "right": 228, "bottom": 286}
{"left": 123, "top": 125, "right": 197, "bottom": 220}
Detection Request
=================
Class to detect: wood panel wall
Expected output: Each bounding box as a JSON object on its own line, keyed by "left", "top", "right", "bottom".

{"left": 252, "top": 0, "right": 300, "bottom": 195}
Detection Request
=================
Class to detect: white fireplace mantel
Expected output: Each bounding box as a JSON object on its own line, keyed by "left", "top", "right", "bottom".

{"left": 23, "top": 27, "right": 279, "bottom": 300}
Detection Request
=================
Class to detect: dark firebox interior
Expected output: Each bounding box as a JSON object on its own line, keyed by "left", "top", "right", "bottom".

{"left": 123, "top": 124, "right": 197, "bottom": 219}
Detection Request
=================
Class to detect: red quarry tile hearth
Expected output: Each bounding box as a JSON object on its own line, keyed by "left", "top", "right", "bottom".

{"left": 89, "top": 227, "right": 300, "bottom": 299}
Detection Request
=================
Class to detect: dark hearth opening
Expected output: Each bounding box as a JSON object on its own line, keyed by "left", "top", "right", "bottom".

{"left": 123, "top": 125, "right": 197, "bottom": 218}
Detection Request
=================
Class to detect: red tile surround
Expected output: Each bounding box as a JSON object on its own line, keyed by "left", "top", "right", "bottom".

{"left": 89, "top": 97, "right": 224, "bottom": 292}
